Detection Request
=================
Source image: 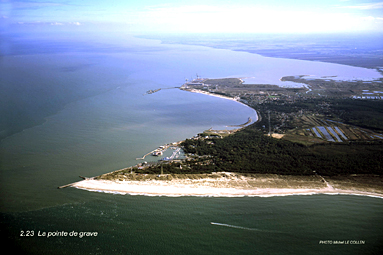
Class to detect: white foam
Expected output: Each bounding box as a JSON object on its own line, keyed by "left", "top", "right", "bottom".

{"left": 211, "top": 222, "right": 257, "bottom": 231}
{"left": 73, "top": 186, "right": 383, "bottom": 200}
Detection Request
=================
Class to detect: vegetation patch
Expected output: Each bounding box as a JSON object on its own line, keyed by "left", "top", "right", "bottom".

{"left": 98, "top": 77, "right": 383, "bottom": 181}
{"left": 180, "top": 125, "right": 383, "bottom": 176}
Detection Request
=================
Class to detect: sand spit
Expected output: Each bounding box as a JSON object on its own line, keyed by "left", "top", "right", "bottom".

{"left": 71, "top": 173, "right": 383, "bottom": 199}
{"left": 183, "top": 88, "right": 239, "bottom": 102}
{"left": 182, "top": 88, "right": 253, "bottom": 110}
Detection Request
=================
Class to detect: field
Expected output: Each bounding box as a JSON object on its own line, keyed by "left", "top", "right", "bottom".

{"left": 168, "top": 76, "right": 383, "bottom": 177}
{"left": 281, "top": 115, "right": 383, "bottom": 146}
{"left": 97, "top": 74, "right": 383, "bottom": 180}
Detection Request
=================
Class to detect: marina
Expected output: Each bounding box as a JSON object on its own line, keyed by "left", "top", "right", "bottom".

{"left": 136, "top": 142, "right": 183, "bottom": 160}
{"left": 167, "top": 147, "right": 181, "bottom": 160}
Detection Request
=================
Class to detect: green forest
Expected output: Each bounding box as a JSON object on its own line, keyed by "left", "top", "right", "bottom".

{"left": 180, "top": 125, "right": 383, "bottom": 176}
{"left": 130, "top": 124, "right": 382, "bottom": 177}
{"left": 254, "top": 98, "right": 383, "bottom": 131}
{"left": 128, "top": 98, "right": 383, "bottom": 177}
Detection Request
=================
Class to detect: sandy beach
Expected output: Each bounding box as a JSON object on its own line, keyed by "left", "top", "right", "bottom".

{"left": 185, "top": 88, "right": 238, "bottom": 101}
{"left": 182, "top": 88, "right": 253, "bottom": 109}
{"left": 71, "top": 173, "right": 383, "bottom": 198}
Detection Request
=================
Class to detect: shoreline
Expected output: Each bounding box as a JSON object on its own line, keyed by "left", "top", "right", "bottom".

{"left": 70, "top": 173, "right": 383, "bottom": 199}
{"left": 64, "top": 85, "right": 383, "bottom": 200}
{"left": 182, "top": 88, "right": 239, "bottom": 102}
{"left": 180, "top": 88, "right": 257, "bottom": 120}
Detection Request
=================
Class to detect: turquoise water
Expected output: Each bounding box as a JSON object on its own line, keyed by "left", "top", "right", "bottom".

{"left": 1, "top": 33, "right": 382, "bottom": 254}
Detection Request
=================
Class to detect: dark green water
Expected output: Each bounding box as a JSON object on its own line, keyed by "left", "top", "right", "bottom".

{"left": 2, "top": 193, "right": 382, "bottom": 255}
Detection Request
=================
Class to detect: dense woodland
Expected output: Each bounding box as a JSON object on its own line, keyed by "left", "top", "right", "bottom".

{"left": 253, "top": 98, "right": 383, "bottom": 131}
{"left": 330, "top": 99, "right": 383, "bottom": 131}
{"left": 131, "top": 98, "right": 383, "bottom": 177}
{"left": 132, "top": 124, "right": 382, "bottom": 177}
{"left": 180, "top": 125, "right": 383, "bottom": 176}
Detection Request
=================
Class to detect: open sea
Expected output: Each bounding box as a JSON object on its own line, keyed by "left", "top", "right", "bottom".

{"left": 1, "top": 32, "right": 382, "bottom": 254}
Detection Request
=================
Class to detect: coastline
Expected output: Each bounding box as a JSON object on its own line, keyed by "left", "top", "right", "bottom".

{"left": 181, "top": 88, "right": 256, "bottom": 117}
{"left": 182, "top": 88, "right": 239, "bottom": 102}
{"left": 63, "top": 84, "right": 383, "bottom": 200}
{"left": 71, "top": 173, "right": 383, "bottom": 199}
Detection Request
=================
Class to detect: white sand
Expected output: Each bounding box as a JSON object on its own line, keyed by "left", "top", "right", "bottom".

{"left": 71, "top": 179, "right": 383, "bottom": 198}
{"left": 184, "top": 88, "right": 253, "bottom": 110}
{"left": 185, "top": 88, "right": 238, "bottom": 102}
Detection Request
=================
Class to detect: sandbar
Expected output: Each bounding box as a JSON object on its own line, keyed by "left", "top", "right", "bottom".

{"left": 71, "top": 173, "right": 383, "bottom": 199}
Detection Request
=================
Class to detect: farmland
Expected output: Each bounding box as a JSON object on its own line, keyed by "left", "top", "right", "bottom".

{"left": 99, "top": 76, "right": 383, "bottom": 179}
{"left": 253, "top": 97, "right": 383, "bottom": 145}
{"left": 113, "top": 77, "right": 383, "bottom": 178}
{"left": 189, "top": 77, "right": 383, "bottom": 146}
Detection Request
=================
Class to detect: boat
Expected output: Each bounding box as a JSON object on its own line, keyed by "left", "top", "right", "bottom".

{"left": 152, "top": 151, "right": 163, "bottom": 156}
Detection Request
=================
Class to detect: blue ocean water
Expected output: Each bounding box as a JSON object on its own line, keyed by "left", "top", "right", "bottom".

{"left": 1, "top": 32, "right": 382, "bottom": 254}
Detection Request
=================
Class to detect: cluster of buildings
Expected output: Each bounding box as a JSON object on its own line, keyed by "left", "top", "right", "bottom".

{"left": 351, "top": 96, "right": 383, "bottom": 100}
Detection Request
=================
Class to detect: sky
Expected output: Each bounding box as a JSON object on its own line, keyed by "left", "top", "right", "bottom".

{"left": 1, "top": 0, "right": 383, "bottom": 34}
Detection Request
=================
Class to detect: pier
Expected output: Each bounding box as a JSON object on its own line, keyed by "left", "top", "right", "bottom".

{"left": 136, "top": 141, "right": 182, "bottom": 160}
{"left": 58, "top": 183, "right": 75, "bottom": 189}
{"left": 58, "top": 176, "right": 92, "bottom": 189}
{"left": 169, "top": 148, "right": 181, "bottom": 160}
{"left": 144, "top": 87, "right": 180, "bottom": 95}
{"left": 136, "top": 148, "right": 162, "bottom": 160}
{"left": 136, "top": 145, "right": 169, "bottom": 160}
{"left": 145, "top": 88, "right": 161, "bottom": 95}
{"left": 227, "top": 117, "right": 252, "bottom": 127}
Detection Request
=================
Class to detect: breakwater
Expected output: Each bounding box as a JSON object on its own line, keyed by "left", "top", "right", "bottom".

{"left": 227, "top": 117, "right": 252, "bottom": 127}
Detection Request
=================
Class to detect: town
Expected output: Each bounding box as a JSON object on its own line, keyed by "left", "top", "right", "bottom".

{"left": 181, "top": 76, "right": 383, "bottom": 146}
{"left": 94, "top": 75, "right": 383, "bottom": 181}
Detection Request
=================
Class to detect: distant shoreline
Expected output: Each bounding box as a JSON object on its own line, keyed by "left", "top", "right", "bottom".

{"left": 70, "top": 173, "right": 383, "bottom": 199}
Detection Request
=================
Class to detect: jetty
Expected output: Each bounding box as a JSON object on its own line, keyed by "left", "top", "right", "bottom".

{"left": 58, "top": 183, "right": 75, "bottom": 189}
{"left": 227, "top": 117, "right": 252, "bottom": 127}
{"left": 145, "top": 88, "right": 161, "bottom": 95}
{"left": 144, "top": 87, "right": 181, "bottom": 96}
{"left": 57, "top": 176, "right": 93, "bottom": 189}
{"left": 136, "top": 148, "right": 165, "bottom": 160}
{"left": 136, "top": 145, "right": 168, "bottom": 160}
{"left": 136, "top": 141, "right": 183, "bottom": 160}
{"left": 169, "top": 148, "right": 181, "bottom": 160}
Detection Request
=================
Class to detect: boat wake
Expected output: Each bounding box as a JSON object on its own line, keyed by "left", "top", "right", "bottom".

{"left": 210, "top": 222, "right": 285, "bottom": 233}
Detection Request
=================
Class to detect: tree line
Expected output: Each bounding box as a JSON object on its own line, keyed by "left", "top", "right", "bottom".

{"left": 181, "top": 125, "right": 383, "bottom": 176}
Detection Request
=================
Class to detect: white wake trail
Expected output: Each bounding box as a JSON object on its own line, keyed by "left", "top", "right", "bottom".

{"left": 211, "top": 222, "right": 283, "bottom": 233}
{"left": 210, "top": 222, "right": 259, "bottom": 231}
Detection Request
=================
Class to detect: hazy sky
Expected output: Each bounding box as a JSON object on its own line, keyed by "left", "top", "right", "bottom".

{"left": 1, "top": 0, "right": 383, "bottom": 34}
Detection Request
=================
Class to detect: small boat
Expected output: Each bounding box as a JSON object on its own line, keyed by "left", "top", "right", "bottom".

{"left": 152, "top": 151, "right": 163, "bottom": 156}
